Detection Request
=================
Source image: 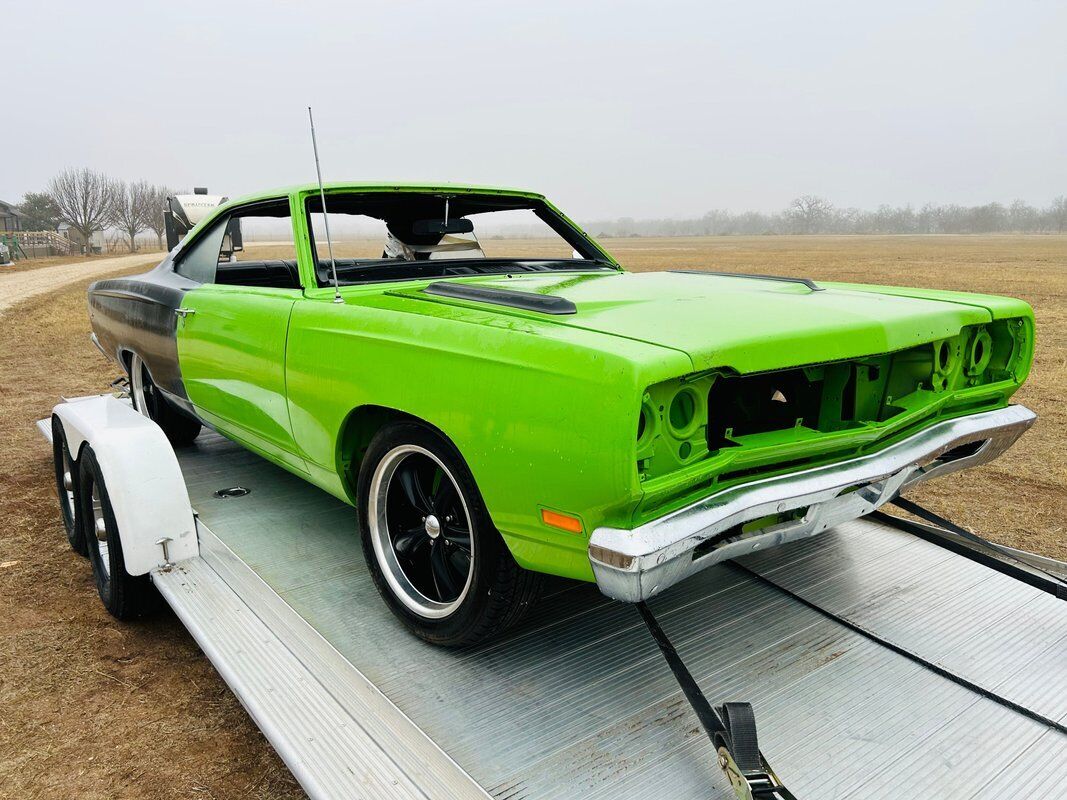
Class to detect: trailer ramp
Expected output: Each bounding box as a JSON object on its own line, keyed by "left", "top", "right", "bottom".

{"left": 163, "top": 432, "right": 1067, "bottom": 799}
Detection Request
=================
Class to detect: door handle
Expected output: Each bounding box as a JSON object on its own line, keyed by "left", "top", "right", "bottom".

{"left": 175, "top": 308, "right": 196, "bottom": 318}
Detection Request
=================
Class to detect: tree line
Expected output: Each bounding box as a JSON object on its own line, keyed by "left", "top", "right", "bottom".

{"left": 589, "top": 194, "right": 1067, "bottom": 237}
{"left": 15, "top": 174, "right": 1067, "bottom": 253}
{"left": 16, "top": 168, "right": 176, "bottom": 252}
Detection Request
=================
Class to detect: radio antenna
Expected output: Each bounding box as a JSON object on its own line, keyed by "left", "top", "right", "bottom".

{"left": 307, "top": 106, "right": 342, "bottom": 303}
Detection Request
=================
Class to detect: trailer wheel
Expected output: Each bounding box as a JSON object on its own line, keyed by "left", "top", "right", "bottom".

{"left": 128, "top": 353, "right": 201, "bottom": 447}
{"left": 51, "top": 415, "right": 87, "bottom": 556}
{"left": 358, "top": 422, "right": 542, "bottom": 647}
{"left": 77, "top": 446, "right": 160, "bottom": 619}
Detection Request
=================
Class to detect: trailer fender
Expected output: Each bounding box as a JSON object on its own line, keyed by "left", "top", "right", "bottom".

{"left": 53, "top": 395, "right": 198, "bottom": 575}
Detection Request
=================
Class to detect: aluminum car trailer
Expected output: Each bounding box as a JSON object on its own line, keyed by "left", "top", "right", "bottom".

{"left": 42, "top": 395, "right": 1067, "bottom": 799}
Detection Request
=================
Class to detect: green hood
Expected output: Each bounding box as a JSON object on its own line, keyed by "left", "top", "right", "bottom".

{"left": 403, "top": 270, "right": 1024, "bottom": 374}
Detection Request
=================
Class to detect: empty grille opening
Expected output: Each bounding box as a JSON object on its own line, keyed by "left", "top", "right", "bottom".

{"left": 703, "top": 355, "right": 922, "bottom": 455}
{"left": 841, "top": 365, "right": 858, "bottom": 422}
{"left": 708, "top": 368, "right": 845, "bottom": 450}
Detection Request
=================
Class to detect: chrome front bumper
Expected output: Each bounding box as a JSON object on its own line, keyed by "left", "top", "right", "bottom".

{"left": 589, "top": 404, "right": 1036, "bottom": 602}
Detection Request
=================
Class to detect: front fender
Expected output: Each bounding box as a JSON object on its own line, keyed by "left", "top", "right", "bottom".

{"left": 285, "top": 298, "right": 689, "bottom": 581}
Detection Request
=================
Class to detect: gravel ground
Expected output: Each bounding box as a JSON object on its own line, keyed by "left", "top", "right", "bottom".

{"left": 0, "top": 253, "right": 163, "bottom": 315}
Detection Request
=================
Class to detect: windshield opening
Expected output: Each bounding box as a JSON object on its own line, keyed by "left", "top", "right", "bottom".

{"left": 305, "top": 192, "right": 611, "bottom": 286}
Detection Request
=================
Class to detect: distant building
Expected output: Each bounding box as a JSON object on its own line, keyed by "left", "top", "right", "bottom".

{"left": 57, "top": 222, "right": 105, "bottom": 253}
{"left": 0, "top": 199, "right": 21, "bottom": 233}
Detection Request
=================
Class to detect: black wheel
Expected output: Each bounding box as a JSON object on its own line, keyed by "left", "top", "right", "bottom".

{"left": 128, "top": 352, "right": 201, "bottom": 446}
{"left": 77, "top": 446, "right": 160, "bottom": 620}
{"left": 51, "top": 415, "right": 87, "bottom": 556}
{"left": 358, "top": 422, "right": 542, "bottom": 647}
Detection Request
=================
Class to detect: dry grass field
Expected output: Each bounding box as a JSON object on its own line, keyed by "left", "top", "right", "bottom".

{"left": 1, "top": 235, "right": 1064, "bottom": 799}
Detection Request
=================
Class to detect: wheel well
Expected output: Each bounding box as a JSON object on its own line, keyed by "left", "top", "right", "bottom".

{"left": 337, "top": 405, "right": 422, "bottom": 498}
{"left": 119, "top": 349, "right": 157, "bottom": 388}
{"left": 53, "top": 412, "right": 91, "bottom": 464}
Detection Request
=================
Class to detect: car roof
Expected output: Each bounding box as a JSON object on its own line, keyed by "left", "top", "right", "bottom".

{"left": 219, "top": 181, "right": 546, "bottom": 211}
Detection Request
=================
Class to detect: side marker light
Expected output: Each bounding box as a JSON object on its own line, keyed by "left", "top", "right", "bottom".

{"left": 541, "top": 508, "right": 583, "bottom": 533}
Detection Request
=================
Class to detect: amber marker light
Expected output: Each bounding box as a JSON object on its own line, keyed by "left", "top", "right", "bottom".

{"left": 541, "top": 508, "right": 583, "bottom": 533}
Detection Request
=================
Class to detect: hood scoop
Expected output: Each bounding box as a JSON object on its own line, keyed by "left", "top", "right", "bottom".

{"left": 423, "top": 281, "right": 577, "bottom": 315}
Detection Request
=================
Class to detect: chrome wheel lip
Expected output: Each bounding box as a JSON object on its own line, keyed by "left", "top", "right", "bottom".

{"left": 369, "top": 445, "right": 475, "bottom": 620}
{"left": 90, "top": 482, "right": 110, "bottom": 578}
{"left": 60, "top": 447, "right": 76, "bottom": 520}
{"left": 129, "top": 354, "right": 151, "bottom": 420}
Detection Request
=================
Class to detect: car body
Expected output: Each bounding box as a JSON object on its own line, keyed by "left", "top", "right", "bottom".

{"left": 87, "top": 182, "right": 1036, "bottom": 635}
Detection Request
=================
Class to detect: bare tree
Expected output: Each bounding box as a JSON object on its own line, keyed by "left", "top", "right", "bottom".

{"left": 47, "top": 168, "right": 118, "bottom": 255}
{"left": 1008, "top": 200, "right": 1037, "bottom": 232}
{"left": 142, "top": 185, "right": 172, "bottom": 249}
{"left": 585, "top": 195, "right": 1067, "bottom": 236}
{"left": 1049, "top": 196, "right": 1067, "bottom": 233}
{"left": 109, "top": 180, "right": 155, "bottom": 252}
{"left": 788, "top": 195, "right": 834, "bottom": 234}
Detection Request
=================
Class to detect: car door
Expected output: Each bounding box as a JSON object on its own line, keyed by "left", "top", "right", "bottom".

{"left": 174, "top": 198, "right": 308, "bottom": 474}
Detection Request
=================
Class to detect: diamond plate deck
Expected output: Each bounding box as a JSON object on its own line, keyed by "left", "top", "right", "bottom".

{"left": 169, "top": 431, "right": 1067, "bottom": 799}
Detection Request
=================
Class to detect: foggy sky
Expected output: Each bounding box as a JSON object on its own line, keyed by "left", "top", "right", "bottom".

{"left": 6, "top": 0, "right": 1065, "bottom": 219}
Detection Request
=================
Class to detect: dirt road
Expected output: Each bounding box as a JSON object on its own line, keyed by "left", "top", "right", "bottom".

{"left": 0, "top": 253, "right": 162, "bottom": 316}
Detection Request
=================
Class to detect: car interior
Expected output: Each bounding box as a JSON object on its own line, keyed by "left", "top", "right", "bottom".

{"left": 214, "top": 259, "right": 302, "bottom": 289}
{"left": 198, "top": 192, "right": 615, "bottom": 291}
{"left": 307, "top": 192, "right": 612, "bottom": 287}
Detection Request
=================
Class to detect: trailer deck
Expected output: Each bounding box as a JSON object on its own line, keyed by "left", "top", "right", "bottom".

{"left": 41, "top": 421, "right": 1067, "bottom": 799}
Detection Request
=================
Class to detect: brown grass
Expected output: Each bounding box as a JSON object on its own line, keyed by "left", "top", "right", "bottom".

{"left": 0, "top": 267, "right": 301, "bottom": 799}
{"left": 0, "top": 235, "right": 1063, "bottom": 798}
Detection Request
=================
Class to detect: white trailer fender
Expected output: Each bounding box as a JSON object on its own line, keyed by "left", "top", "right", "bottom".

{"left": 53, "top": 396, "right": 198, "bottom": 574}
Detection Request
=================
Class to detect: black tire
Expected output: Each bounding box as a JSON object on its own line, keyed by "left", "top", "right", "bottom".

{"left": 358, "top": 422, "right": 542, "bottom": 647}
{"left": 77, "top": 446, "right": 160, "bottom": 620}
{"left": 52, "top": 415, "right": 87, "bottom": 556}
{"left": 128, "top": 353, "right": 201, "bottom": 447}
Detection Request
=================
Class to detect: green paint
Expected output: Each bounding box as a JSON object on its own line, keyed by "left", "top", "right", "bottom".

{"left": 175, "top": 185, "right": 1034, "bottom": 583}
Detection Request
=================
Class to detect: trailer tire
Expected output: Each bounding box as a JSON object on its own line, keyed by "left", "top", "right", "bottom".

{"left": 358, "top": 422, "right": 543, "bottom": 647}
{"left": 52, "top": 415, "right": 87, "bottom": 556}
{"left": 78, "top": 446, "right": 160, "bottom": 620}
{"left": 129, "top": 353, "right": 201, "bottom": 447}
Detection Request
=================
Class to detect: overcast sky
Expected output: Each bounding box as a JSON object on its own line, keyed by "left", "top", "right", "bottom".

{"left": 6, "top": 0, "right": 1065, "bottom": 219}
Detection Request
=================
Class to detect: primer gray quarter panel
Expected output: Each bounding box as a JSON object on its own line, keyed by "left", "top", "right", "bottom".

{"left": 88, "top": 256, "right": 198, "bottom": 407}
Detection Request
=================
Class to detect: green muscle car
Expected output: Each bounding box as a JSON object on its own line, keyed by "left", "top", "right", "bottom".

{"left": 86, "top": 183, "right": 1036, "bottom": 645}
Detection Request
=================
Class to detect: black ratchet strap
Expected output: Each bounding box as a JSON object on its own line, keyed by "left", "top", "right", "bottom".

{"left": 636, "top": 602, "right": 797, "bottom": 800}
{"left": 882, "top": 498, "right": 1067, "bottom": 601}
